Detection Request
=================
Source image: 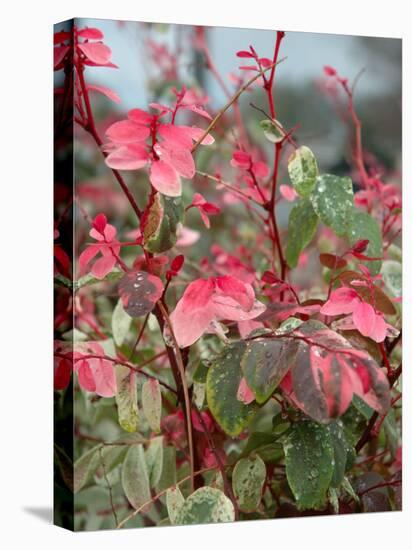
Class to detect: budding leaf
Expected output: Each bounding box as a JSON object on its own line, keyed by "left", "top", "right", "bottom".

{"left": 288, "top": 146, "right": 318, "bottom": 197}
{"left": 346, "top": 210, "right": 383, "bottom": 276}
{"left": 286, "top": 198, "right": 318, "bottom": 268}
{"left": 232, "top": 455, "right": 266, "bottom": 512}
{"left": 174, "top": 487, "right": 235, "bottom": 525}
{"left": 115, "top": 365, "right": 138, "bottom": 432}
{"left": 122, "top": 444, "right": 151, "bottom": 510}
{"left": 311, "top": 174, "right": 354, "bottom": 237}
{"left": 207, "top": 343, "right": 257, "bottom": 437}
{"left": 142, "top": 378, "right": 162, "bottom": 433}
{"left": 112, "top": 299, "right": 132, "bottom": 346}
{"left": 143, "top": 193, "right": 184, "bottom": 253}
{"left": 260, "top": 119, "right": 284, "bottom": 143}
{"left": 284, "top": 420, "right": 334, "bottom": 510}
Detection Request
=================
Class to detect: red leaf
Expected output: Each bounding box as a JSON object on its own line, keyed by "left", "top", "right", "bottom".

{"left": 319, "top": 253, "right": 347, "bottom": 270}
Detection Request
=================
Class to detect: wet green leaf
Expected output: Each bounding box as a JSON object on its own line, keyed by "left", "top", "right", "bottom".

{"left": 175, "top": 487, "right": 235, "bottom": 525}
{"left": 232, "top": 455, "right": 266, "bottom": 512}
{"left": 284, "top": 420, "right": 334, "bottom": 509}
{"left": 241, "top": 338, "right": 299, "bottom": 403}
{"left": 311, "top": 174, "right": 354, "bottom": 236}
{"left": 206, "top": 343, "right": 256, "bottom": 437}
{"left": 288, "top": 146, "right": 318, "bottom": 197}
{"left": 286, "top": 198, "right": 318, "bottom": 268}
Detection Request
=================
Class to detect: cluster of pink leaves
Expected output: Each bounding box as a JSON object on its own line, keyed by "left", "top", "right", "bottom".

{"left": 321, "top": 286, "right": 395, "bottom": 343}
{"left": 104, "top": 89, "right": 214, "bottom": 197}
{"left": 170, "top": 275, "right": 266, "bottom": 347}
{"left": 78, "top": 213, "right": 120, "bottom": 279}
{"left": 54, "top": 26, "right": 116, "bottom": 70}
{"left": 74, "top": 342, "right": 117, "bottom": 397}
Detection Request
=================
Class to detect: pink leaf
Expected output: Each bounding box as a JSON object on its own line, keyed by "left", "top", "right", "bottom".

{"left": 77, "top": 27, "right": 104, "bottom": 40}
{"left": 150, "top": 160, "right": 181, "bottom": 197}
{"left": 128, "top": 108, "right": 152, "bottom": 125}
{"left": 236, "top": 50, "right": 254, "bottom": 58}
{"left": 352, "top": 302, "right": 377, "bottom": 339}
{"left": 237, "top": 377, "right": 256, "bottom": 404}
{"left": 105, "top": 120, "right": 150, "bottom": 144}
{"left": 78, "top": 42, "right": 112, "bottom": 65}
{"left": 105, "top": 144, "right": 149, "bottom": 170}
{"left": 87, "top": 84, "right": 121, "bottom": 103}
{"left": 158, "top": 124, "right": 193, "bottom": 149}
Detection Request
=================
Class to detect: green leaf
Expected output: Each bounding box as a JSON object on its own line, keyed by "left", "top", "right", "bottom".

{"left": 311, "top": 174, "right": 354, "bottom": 236}
{"left": 121, "top": 444, "right": 151, "bottom": 510}
{"left": 288, "top": 146, "right": 318, "bottom": 197}
{"left": 166, "top": 486, "right": 185, "bottom": 524}
{"left": 346, "top": 210, "right": 383, "bottom": 276}
{"left": 286, "top": 198, "right": 318, "bottom": 268}
{"left": 241, "top": 338, "right": 299, "bottom": 403}
{"left": 145, "top": 436, "right": 164, "bottom": 487}
{"left": 381, "top": 260, "right": 402, "bottom": 298}
{"left": 328, "top": 421, "right": 351, "bottom": 488}
{"left": 112, "top": 299, "right": 132, "bottom": 347}
{"left": 156, "top": 446, "right": 177, "bottom": 492}
{"left": 74, "top": 444, "right": 102, "bottom": 494}
{"left": 284, "top": 420, "right": 334, "bottom": 509}
{"left": 232, "top": 455, "right": 266, "bottom": 512}
{"left": 175, "top": 487, "right": 235, "bottom": 525}
{"left": 206, "top": 343, "right": 256, "bottom": 437}
{"left": 143, "top": 193, "right": 184, "bottom": 253}
{"left": 115, "top": 365, "right": 138, "bottom": 432}
{"left": 141, "top": 378, "right": 162, "bottom": 433}
{"left": 260, "top": 119, "right": 284, "bottom": 143}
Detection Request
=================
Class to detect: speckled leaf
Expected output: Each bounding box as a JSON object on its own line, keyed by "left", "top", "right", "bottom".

{"left": 112, "top": 299, "right": 132, "bottom": 346}
{"left": 166, "top": 486, "right": 185, "bottom": 524}
{"left": 143, "top": 192, "right": 184, "bottom": 253}
{"left": 328, "top": 421, "right": 351, "bottom": 488}
{"left": 175, "top": 487, "right": 235, "bottom": 525}
{"left": 145, "top": 436, "right": 164, "bottom": 487}
{"left": 311, "top": 174, "right": 354, "bottom": 236}
{"left": 115, "top": 365, "right": 138, "bottom": 432}
{"left": 284, "top": 420, "right": 334, "bottom": 510}
{"left": 206, "top": 343, "right": 256, "bottom": 437}
{"left": 241, "top": 338, "right": 300, "bottom": 403}
{"left": 156, "top": 446, "right": 177, "bottom": 492}
{"left": 381, "top": 260, "right": 402, "bottom": 298}
{"left": 260, "top": 119, "right": 284, "bottom": 143}
{"left": 286, "top": 198, "right": 318, "bottom": 268}
{"left": 346, "top": 210, "right": 383, "bottom": 275}
{"left": 142, "top": 378, "right": 162, "bottom": 433}
{"left": 232, "top": 455, "right": 266, "bottom": 512}
{"left": 288, "top": 146, "right": 318, "bottom": 197}
{"left": 122, "top": 444, "right": 151, "bottom": 509}
{"left": 118, "top": 270, "right": 164, "bottom": 318}
{"left": 74, "top": 444, "right": 102, "bottom": 494}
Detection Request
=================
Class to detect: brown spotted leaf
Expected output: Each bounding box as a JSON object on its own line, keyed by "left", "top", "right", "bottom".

{"left": 118, "top": 270, "right": 164, "bottom": 317}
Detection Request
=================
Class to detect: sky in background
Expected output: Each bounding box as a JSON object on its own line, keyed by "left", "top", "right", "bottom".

{"left": 77, "top": 17, "right": 401, "bottom": 112}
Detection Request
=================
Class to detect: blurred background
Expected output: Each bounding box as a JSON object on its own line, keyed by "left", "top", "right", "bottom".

{"left": 78, "top": 17, "right": 401, "bottom": 174}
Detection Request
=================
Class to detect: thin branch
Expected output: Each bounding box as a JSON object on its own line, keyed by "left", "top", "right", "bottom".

{"left": 191, "top": 58, "right": 286, "bottom": 153}
{"left": 99, "top": 447, "right": 119, "bottom": 526}
{"left": 157, "top": 301, "right": 195, "bottom": 493}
